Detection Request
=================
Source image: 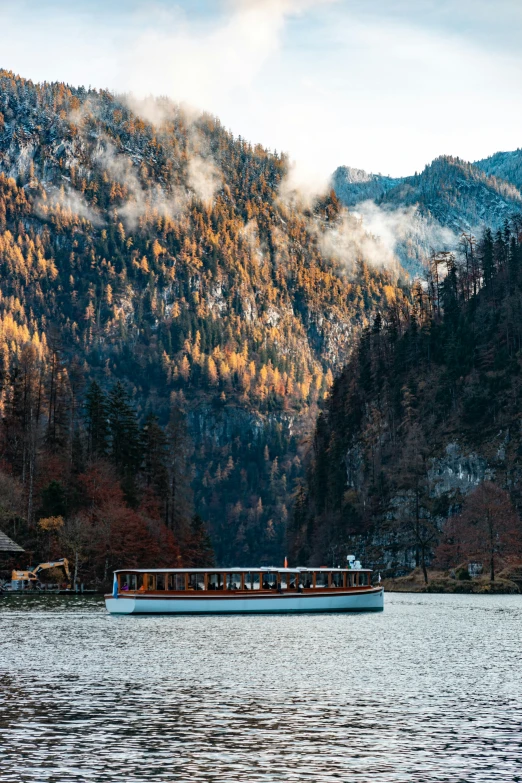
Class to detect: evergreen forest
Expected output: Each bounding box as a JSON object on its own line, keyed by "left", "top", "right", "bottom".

{"left": 292, "top": 219, "right": 522, "bottom": 582}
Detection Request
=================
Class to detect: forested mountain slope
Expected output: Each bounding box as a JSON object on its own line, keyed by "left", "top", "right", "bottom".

{"left": 0, "top": 70, "right": 406, "bottom": 568}
{"left": 331, "top": 166, "right": 400, "bottom": 207}
{"left": 291, "top": 218, "right": 522, "bottom": 575}
{"left": 381, "top": 156, "right": 522, "bottom": 232}
{"left": 475, "top": 149, "right": 522, "bottom": 191}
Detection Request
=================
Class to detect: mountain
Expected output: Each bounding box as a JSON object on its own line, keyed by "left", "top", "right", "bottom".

{"left": 291, "top": 219, "right": 522, "bottom": 579}
{"left": 334, "top": 155, "right": 522, "bottom": 231}
{"left": 331, "top": 166, "right": 400, "bottom": 206}
{"left": 0, "top": 70, "right": 406, "bottom": 567}
{"left": 380, "top": 156, "right": 522, "bottom": 232}
{"left": 332, "top": 156, "right": 522, "bottom": 275}
{"left": 474, "top": 148, "right": 522, "bottom": 191}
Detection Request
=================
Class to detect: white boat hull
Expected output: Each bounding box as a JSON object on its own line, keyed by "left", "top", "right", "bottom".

{"left": 105, "top": 588, "right": 384, "bottom": 615}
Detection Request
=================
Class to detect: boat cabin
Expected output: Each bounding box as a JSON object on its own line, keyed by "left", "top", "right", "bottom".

{"left": 115, "top": 567, "right": 373, "bottom": 594}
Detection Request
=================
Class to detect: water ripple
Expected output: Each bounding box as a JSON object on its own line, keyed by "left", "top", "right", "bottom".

{"left": 1, "top": 593, "right": 522, "bottom": 782}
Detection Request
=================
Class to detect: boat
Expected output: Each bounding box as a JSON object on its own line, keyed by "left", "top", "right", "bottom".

{"left": 105, "top": 564, "right": 384, "bottom": 614}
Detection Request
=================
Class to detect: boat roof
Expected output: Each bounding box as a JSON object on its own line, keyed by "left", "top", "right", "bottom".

{"left": 114, "top": 566, "right": 372, "bottom": 573}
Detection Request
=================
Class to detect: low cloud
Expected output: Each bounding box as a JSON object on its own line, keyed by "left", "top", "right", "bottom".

{"left": 187, "top": 156, "right": 222, "bottom": 205}
{"left": 124, "top": 0, "right": 337, "bottom": 114}
{"left": 92, "top": 138, "right": 190, "bottom": 229}
{"left": 278, "top": 158, "right": 330, "bottom": 209}
{"left": 36, "top": 184, "right": 105, "bottom": 227}
{"left": 123, "top": 94, "right": 179, "bottom": 129}
{"left": 117, "top": 185, "right": 189, "bottom": 231}
{"left": 313, "top": 200, "right": 459, "bottom": 277}
{"left": 354, "top": 200, "right": 458, "bottom": 273}
{"left": 315, "top": 211, "right": 399, "bottom": 274}
{"left": 240, "top": 219, "right": 262, "bottom": 254}
{"left": 355, "top": 200, "right": 457, "bottom": 252}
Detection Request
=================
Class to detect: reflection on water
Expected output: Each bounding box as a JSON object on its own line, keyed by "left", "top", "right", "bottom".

{"left": 1, "top": 593, "right": 521, "bottom": 782}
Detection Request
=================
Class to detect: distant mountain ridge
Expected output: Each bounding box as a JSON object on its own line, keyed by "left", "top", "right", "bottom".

{"left": 332, "top": 152, "right": 522, "bottom": 273}
{"left": 333, "top": 154, "right": 522, "bottom": 229}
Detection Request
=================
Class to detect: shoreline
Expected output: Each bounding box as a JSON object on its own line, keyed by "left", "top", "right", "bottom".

{"left": 382, "top": 570, "right": 521, "bottom": 595}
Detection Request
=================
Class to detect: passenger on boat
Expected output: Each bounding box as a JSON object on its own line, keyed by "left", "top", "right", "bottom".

{"left": 122, "top": 583, "right": 129, "bottom": 591}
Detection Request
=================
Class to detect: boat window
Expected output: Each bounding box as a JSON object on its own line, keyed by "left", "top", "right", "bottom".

{"left": 146, "top": 575, "right": 156, "bottom": 591}
{"left": 136, "top": 574, "right": 145, "bottom": 591}
{"left": 348, "top": 572, "right": 356, "bottom": 587}
{"left": 168, "top": 574, "right": 186, "bottom": 591}
{"left": 156, "top": 574, "right": 165, "bottom": 591}
{"left": 315, "top": 571, "right": 329, "bottom": 588}
{"left": 287, "top": 574, "right": 297, "bottom": 590}
{"left": 226, "top": 573, "right": 242, "bottom": 590}
{"left": 332, "top": 572, "right": 344, "bottom": 588}
{"left": 279, "top": 573, "right": 288, "bottom": 589}
{"left": 120, "top": 573, "right": 137, "bottom": 591}
{"left": 262, "top": 572, "right": 277, "bottom": 590}
{"left": 207, "top": 573, "right": 223, "bottom": 590}
{"left": 189, "top": 573, "right": 205, "bottom": 591}
{"left": 359, "top": 572, "right": 368, "bottom": 586}
{"left": 244, "top": 572, "right": 260, "bottom": 590}
{"left": 300, "top": 572, "right": 312, "bottom": 589}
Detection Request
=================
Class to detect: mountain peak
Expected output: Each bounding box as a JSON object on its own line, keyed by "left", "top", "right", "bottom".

{"left": 331, "top": 165, "right": 400, "bottom": 206}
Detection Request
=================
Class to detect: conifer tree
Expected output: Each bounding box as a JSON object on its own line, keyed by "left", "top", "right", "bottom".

{"left": 165, "top": 401, "right": 194, "bottom": 539}
{"left": 480, "top": 228, "right": 495, "bottom": 285}
{"left": 108, "top": 382, "right": 141, "bottom": 502}
{"left": 188, "top": 514, "right": 215, "bottom": 567}
{"left": 85, "top": 381, "right": 109, "bottom": 459}
{"left": 40, "top": 479, "right": 67, "bottom": 518}
{"left": 141, "top": 413, "right": 169, "bottom": 498}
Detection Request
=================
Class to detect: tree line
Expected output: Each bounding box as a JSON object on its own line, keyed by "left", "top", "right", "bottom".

{"left": 0, "top": 345, "right": 214, "bottom": 586}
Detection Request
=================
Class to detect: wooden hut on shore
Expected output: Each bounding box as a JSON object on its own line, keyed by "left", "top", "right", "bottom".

{"left": 0, "top": 529, "right": 24, "bottom": 554}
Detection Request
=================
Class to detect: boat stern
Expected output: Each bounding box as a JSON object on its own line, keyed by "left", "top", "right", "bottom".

{"left": 105, "top": 596, "right": 136, "bottom": 614}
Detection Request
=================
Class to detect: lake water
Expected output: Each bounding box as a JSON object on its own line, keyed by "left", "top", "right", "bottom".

{"left": 1, "top": 593, "right": 521, "bottom": 782}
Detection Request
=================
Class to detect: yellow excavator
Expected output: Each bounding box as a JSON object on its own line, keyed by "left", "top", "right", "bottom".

{"left": 12, "top": 559, "right": 71, "bottom": 589}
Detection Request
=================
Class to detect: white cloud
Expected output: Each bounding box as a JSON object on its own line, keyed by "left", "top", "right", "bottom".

{"left": 123, "top": 0, "right": 336, "bottom": 112}
{"left": 187, "top": 156, "right": 222, "bottom": 205}
{"left": 311, "top": 199, "right": 459, "bottom": 278}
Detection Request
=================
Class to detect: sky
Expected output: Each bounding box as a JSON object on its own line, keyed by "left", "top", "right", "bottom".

{"left": 1, "top": 0, "right": 521, "bottom": 187}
